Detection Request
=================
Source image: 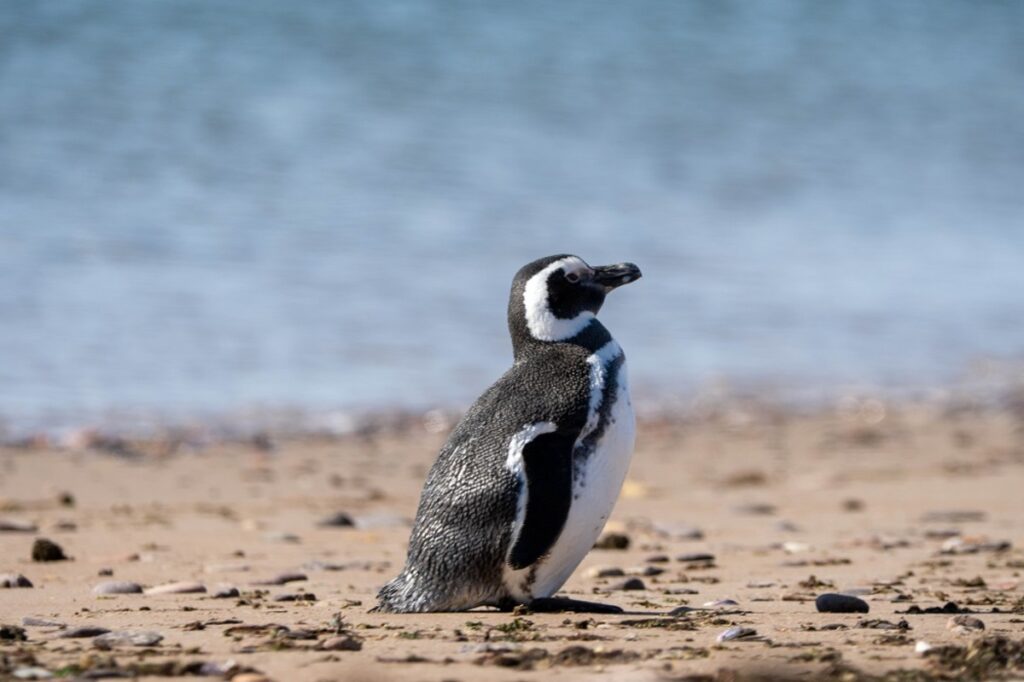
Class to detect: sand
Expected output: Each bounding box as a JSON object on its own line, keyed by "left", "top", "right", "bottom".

{"left": 2, "top": 400, "right": 1023, "bottom": 681}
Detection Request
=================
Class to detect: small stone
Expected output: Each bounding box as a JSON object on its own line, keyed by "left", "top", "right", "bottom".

{"left": 667, "top": 605, "right": 696, "bottom": 616}
{"left": 645, "top": 554, "right": 670, "bottom": 563}
{"left": 317, "top": 511, "right": 355, "bottom": 528}
{"left": 93, "top": 630, "right": 163, "bottom": 648}
{"left": 31, "top": 538, "right": 68, "bottom": 562}
{"left": 733, "top": 503, "right": 775, "bottom": 516}
{"left": 144, "top": 581, "right": 206, "bottom": 595}
{"left": 746, "top": 580, "right": 775, "bottom": 588}
{"left": 12, "top": 667, "right": 53, "bottom": 680}
{"left": 782, "top": 541, "right": 811, "bottom": 554}
{"left": 816, "top": 593, "right": 870, "bottom": 613}
{"left": 57, "top": 492, "right": 75, "bottom": 507}
{"left": 594, "top": 532, "right": 630, "bottom": 550}
{"left": 251, "top": 571, "right": 308, "bottom": 586}
{"left": 0, "top": 518, "right": 37, "bottom": 533}
{"left": 97, "top": 568, "right": 113, "bottom": 577}
{"left": 946, "top": 614, "right": 985, "bottom": 635}
{"left": 210, "top": 584, "right": 240, "bottom": 599}
{"left": 321, "top": 634, "right": 362, "bottom": 651}
{"left": 53, "top": 520, "right": 77, "bottom": 531}
{"left": 1, "top": 624, "right": 28, "bottom": 641}
{"left": 584, "top": 566, "right": 625, "bottom": 579}
{"left": 272, "top": 592, "right": 317, "bottom": 602}
{"left": 58, "top": 626, "right": 111, "bottom": 638}
{"left": 609, "top": 577, "right": 645, "bottom": 591}
{"left": 231, "top": 675, "right": 272, "bottom": 682}
{"left": 629, "top": 565, "right": 665, "bottom": 577}
{"left": 676, "top": 552, "right": 715, "bottom": 563}
{"left": 1, "top": 573, "right": 33, "bottom": 588}
{"left": 93, "top": 581, "right": 143, "bottom": 595}
{"left": 22, "top": 617, "right": 64, "bottom": 627}
{"left": 842, "top": 498, "right": 864, "bottom": 512}
{"left": 703, "top": 599, "right": 739, "bottom": 609}
{"left": 716, "top": 626, "right": 758, "bottom": 643}
{"left": 915, "top": 641, "right": 933, "bottom": 655}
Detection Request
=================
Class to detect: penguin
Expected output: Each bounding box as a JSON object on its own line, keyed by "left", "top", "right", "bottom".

{"left": 374, "top": 254, "right": 641, "bottom": 613}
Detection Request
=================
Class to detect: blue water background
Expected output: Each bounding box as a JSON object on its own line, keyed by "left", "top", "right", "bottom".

{"left": 2, "top": 1, "right": 1023, "bottom": 433}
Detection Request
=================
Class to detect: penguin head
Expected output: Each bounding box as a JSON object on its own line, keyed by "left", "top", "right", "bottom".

{"left": 509, "top": 254, "right": 641, "bottom": 345}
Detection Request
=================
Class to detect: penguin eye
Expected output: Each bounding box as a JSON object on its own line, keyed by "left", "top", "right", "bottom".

{"left": 565, "top": 271, "right": 580, "bottom": 284}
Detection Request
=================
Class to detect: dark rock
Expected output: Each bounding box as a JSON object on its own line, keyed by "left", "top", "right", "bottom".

{"left": 210, "top": 584, "right": 240, "bottom": 599}
{"left": 272, "top": 592, "right": 317, "bottom": 602}
{"left": 58, "top": 626, "right": 112, "bottom": 638}
{"left": 594, "top": 532, "right": 630, "bottom": 550}
{"left": 251, "top": 571, "right": 308, "bottom": 586}
{"left": 31, "top": 538, "right": 68, "bottom": 562}
{"left": 0, "top": 624, "right": 27, "bottom": 641}
{"left": 676, "top": 552, "right": 715, "bottom": 563}
{"left": 1, "top": 573, "right": 33, "bottom": 588}
{"left": 645, "top": 554, "right": 670, "bottom": 563}
{"left": 816, "top": 593, "right": 869, "bottom": 613}
{"left": 609, "top": 577, "right": 645, "bottom": 591}
{"left": 317, "top": 512, "right": 355, "bottom": 528}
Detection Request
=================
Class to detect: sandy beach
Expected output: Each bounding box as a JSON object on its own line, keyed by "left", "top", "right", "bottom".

{"left": 2, "top": 399, "right": 1023, "bottom": 681}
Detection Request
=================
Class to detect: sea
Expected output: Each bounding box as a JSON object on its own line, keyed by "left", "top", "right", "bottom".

{"left": 2, "top": 1, "right": 1023, "bottom": 437}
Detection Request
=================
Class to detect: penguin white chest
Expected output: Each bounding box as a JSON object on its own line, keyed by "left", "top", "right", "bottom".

{"left": 511, "top": 341, "right": 636, "bottom": 600}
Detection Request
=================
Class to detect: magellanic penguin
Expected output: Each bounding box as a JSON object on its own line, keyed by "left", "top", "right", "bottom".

{"left": 374, "top": 254, "right": 641, "bottom": 613}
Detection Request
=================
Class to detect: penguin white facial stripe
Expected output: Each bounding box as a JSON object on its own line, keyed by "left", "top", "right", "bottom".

{"left": 522, "top": 257, "right": 595, "bottom": 341}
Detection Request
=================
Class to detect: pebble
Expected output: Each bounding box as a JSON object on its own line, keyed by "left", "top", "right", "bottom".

{"left": 321, "top": 635, "right": 363, "bottom": 651}
{"left": 816, "top": 593, "right": 870, "bottom": 613}
{"left": 144, "top": 581, "right": 207, "bottom": 595}
{"left": 593, "top": 532, "right": 630, "bottom": 550}
{"left": 12, "top": 667, "right": 53, "bottom": 680}
{"left": 272, "top": 592, "right": 317, "bottom": 602}
{"left": 1, "top": 573, "right": 33, "bottom": 588}
{"left": 733, "top": 503, "right": 775, "bottom": 516}
{"left": 0, "top": 518, "right": 37, "bottom": 533}
{"left": 747, "top": 580, "right": 775, "bottom": 588}
{"left": 211, "top": 584, "right": 240, "bottom": 599}
{"left": 676, "top": 552, "right": 715, "bottom": 563}
{"left": 251, "top": 571, "right": 308, "bottom": 586}
{"left": 93, "top": 581, "right": 143, "bottom": 595}
{"left": 58, "top": 626, "right": 111, "bottom": 638}
{"left": 716, "top": 626, "right": 758, "bottom": 643}
{"left": 668, "top": 605, "right": 696, "bottom": 616}
{"left": 22, "top": 617, "right": 65, "bottom": 627}
{"left": 781, "top": 541, "right": 811, "bottom": 554}
{"left": 317, "top": 511, "right": 355, "bottom": 527}
{"left": 93, "top": 630, "right": 164, "bottom": 648}
{"left": 645, "top": 554, "right": 670, "bottom": 563}
{"left": 940, "top": 536, "right": 1011, "bottom": 554}
{"left": 609, "top": 577, "right": 646, "bottom": 591}
{"left": 97, "top": 568, "right": 113, "bottom": 577}
{"left": 31, "top": 538, "right": 68, "bottom": 562}
{"left": 204, "top": 562, "right": 251, "bottom": 573}
{"left": 655, "top": 523, "right": 704, "bottom": 541}
{"left": 629, "top": 565, "right": 665, "bottom": 577}
{"left": 915, "top": 641, "right": 933, "bottom": 655}
{"left": 1, "top": 625, "right": 27, "bottom": 641}
{"left": 703, "top": 599, "right": 739, "bottom": 609}
{"left": 231, "top": 675, "right": 272, "bottom": 682}
{"left": 584, "top": 566, "right": 625, "bottom": 579}
{"left": 947, "top": 614, "right": 985, "bottom": 635}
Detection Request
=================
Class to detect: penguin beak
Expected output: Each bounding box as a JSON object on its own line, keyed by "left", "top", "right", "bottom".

{"left": 592, "top": 262, "right": 642, "bottom": 291}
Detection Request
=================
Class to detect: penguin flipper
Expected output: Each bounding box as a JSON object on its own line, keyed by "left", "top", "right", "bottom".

{"left": 507, "top": 428, "right": 576, "bottom": 570}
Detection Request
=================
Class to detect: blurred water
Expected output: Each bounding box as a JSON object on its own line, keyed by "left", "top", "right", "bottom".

{"left": 1, "top": 1, "right": 1023, "bottom": 432}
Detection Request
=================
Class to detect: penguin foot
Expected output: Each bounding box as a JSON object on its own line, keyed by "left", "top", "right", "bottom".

{"left": 525, "top": 597, "right": 623, "bottom": 614}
